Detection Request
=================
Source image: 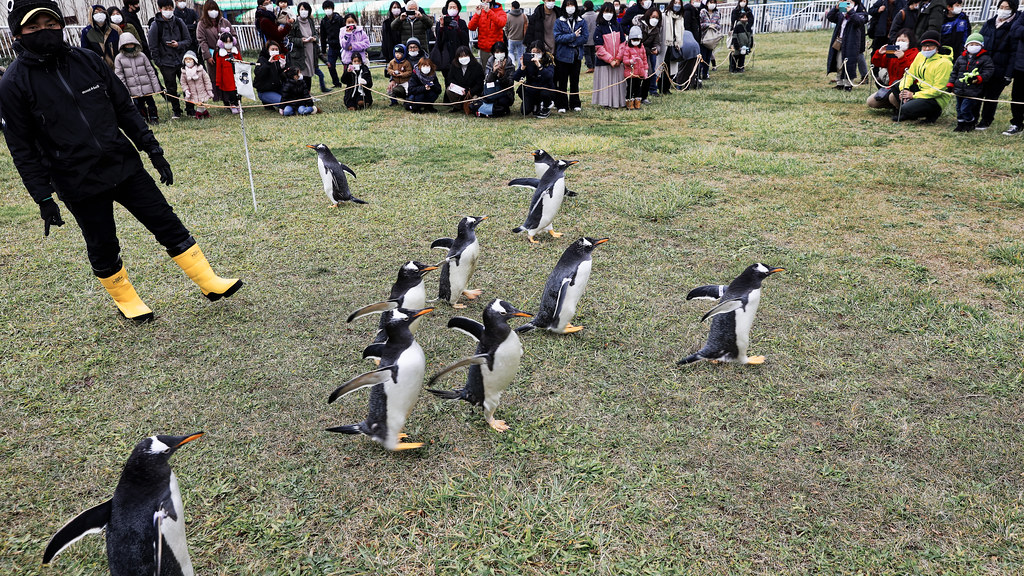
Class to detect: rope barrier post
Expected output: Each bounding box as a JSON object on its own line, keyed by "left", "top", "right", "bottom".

{"left": 237, "top": 104, "right": 258, "bottom": 213}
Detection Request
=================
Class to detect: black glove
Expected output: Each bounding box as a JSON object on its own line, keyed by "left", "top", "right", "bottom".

{"left": 39, "top": 198, "right": 65, "bottom": 237}
{"left": 150, "top": 151, "right": 174, "bottom": 185}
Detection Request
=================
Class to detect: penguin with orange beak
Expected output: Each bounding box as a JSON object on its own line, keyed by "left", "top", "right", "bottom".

{"left": 516, "top": 237, "right": 608, "bottom": 334}
{"left": 531, "top": 149, "right": 577, "bottom": 197}
{"left": 347, "top": 261, "right": 438, "bottom": 362}
{"left": 43, "top": 432, "right": 205, "bottom": 576}
{"left": 679, "top": 263, "right": 786, "bottom": 365}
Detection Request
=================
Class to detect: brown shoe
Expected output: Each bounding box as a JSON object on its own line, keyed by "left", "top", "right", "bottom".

{"left": 585, "top": 68, "right": 594, "bottom": 74}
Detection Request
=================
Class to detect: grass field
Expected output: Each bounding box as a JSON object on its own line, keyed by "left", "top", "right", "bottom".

{"left": 2, "top": 29, "right": 1023, "bottom": 575}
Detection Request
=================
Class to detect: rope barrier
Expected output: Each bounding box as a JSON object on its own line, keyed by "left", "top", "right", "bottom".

{"left": 903, "top": 69, "right": 1024, "bottom": 106}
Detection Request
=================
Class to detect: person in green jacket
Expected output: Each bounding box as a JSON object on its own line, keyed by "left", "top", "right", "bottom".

{"left": 894, "top": 30, "right": 953, "bottom": 121}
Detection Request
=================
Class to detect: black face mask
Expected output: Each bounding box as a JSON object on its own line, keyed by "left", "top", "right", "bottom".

{"left": 20, "top": 28, "right": 66, "bottom": 56}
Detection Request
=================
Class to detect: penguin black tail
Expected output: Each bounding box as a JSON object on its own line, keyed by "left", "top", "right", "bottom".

{"left": 426, "top": 387, "right": 464, "bottom": 401}
{"left": 514, "top": 322, "right": 538, "bottom": 334}
{"left": 512, "top": 226, "right": 524, "bottom": 233}
{"left": 677, "top": 353, "right": 703, "bottom": 365}
{"left": 326, "top": 424, "right": 365, "bottom": 435}
{"left": 350, "top": 197, "right": 368, "bottom": 205}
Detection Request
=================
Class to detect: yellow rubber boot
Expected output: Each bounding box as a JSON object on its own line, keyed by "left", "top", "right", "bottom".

{"left": 171, "top": 244, "right": 243, "bottom": 301}
{"left": 98, "top": 266, "right": 154, "bottom": 322}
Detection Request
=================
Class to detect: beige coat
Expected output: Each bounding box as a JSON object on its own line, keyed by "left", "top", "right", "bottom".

{"left": 113, "top": 32, "right": 162, "bottom": 97}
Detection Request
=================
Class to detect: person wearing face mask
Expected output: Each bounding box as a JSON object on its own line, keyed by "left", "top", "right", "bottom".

{"left": 697, "top": 0, "right": 723, "bottom": 79}
{"left": 661, "top": 0, "right": 686, "bottom": 87}
{"left": 728, "top": 13, "right": 753, "bottom": 72}
{"left": 341, "top": 52, "right": 374, "bottom": 109}
{"left": 432, "top": 0, "right": 470, "bottom": 80}
{"left": 81, "top": 5, "right": 120, "bottom": 68}
{"left": 254, "top": 40, "right": 287, "bottom": 109}
{"left": 914, "top": 0, "right": 947, "bottom": 40}
{"left": 526, "top": 0, "right": 561, "bottom": 53}
{"left": 214, "top": 31, "right": 241, "bottom": 112}
{"left": 867, "top": 0, "right": 903, "bottom": 61}
{"left": 867, "top": 28, "right": 917, "bottom": 107}
{"left": 385, "top": 43, "right": 414, "bottom": 104}
{"left": 553, "top": 0, "right": 587, "bottom": 112}
{"left": 405, "top": 36, "right": 425, "bottom": 65}
{"left": 826, "top": 0, "right": 868, "bottom": 90}
{"left": 114, "top": 33, "right": 162, "bottom": 124}
{"left": 107, "top": 7, "right": 140, "bottom": 43}
{"left": 469, "top": 0, "right": 507, "bottom": 67}
{"left": 475, "top": 40, "right": 516, "bottom": 115}
{"left": 443, "top": 45, "right": 485, "bottom": 112}
{"left": 593, "top": 1, "right": 627, "bottom": 107}
{"left": 180, "top": 50, "right": 214, "bottom": 118}
{"left": 946, "top": 33, "right": 994, "bottom": 131}
{"left": 288, "top": 2, "right": 330, "bottom": 93}
{"left": 682, "top": 0, "right": 702, "bottom": 63}
{"left": 121, "top": 0, "right": 150, "bottom": 56}
{"left": 620, "top": 25, "right": 649, "bottom": 108}
{"left": 731, "top": 0, "right": 754, "bottom": 34}
{"left": 505, "top": 2, "right": 530, "bottom": 71}
{"left": 173, "top": 0, "right": 199, "bottom": 53}
{"left": 635, "top": 7, "right": 662, "bottom": 99}
{"left": 515, "top": 41, "right": 555, "bottom": 116}
{"left": 320, "top": 1, "right": 344, "bottom": 86}
{"left": 581, "top": 1, "right": 598, "bottom": 72}
{"left": 391, "top": 1, "right": 434, "bottom": 46}
{"left": 623, "top": 0, "right": 651, "bottom": 24}
{"left": 976, "top": 0, "right": 1018, "bottom": 130}
{"left": 405, "top": 57, "right": 442, "bottom": 112}
{"left": 197, "top": 0, "right": 233, "bottom": 101}
{"left": 381, "top": 2, "right": 404, "bottom": 61}
{"left": 1, "top": 0, "right": 243, "bottom": 321}
{"left": 148, "top": 0, "right": 191, "bottom": 120}
{"left": 940, "top": 0, "right": 971, "bottom": 58}
{"left": 279, "top": 65, "right": 318, "bottom": 115}
{"left": 257, "top": 0, "right": 293, "bottom": 49}
{"left": 1002, "top": 6, "right": 1024, "bottom": 134}
{"left": 893, "top": 30, "right": 952, "bottom": 121}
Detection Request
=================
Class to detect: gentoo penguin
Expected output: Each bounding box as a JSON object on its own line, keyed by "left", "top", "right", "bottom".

{"left": 431, "top": 216, "right": 486, "bottom": 309}
{"left": 306, "top": 144, "right": 367, "bottom": 206}
{"left": 347, "top": 260, "right": 438, "bottom": 353}
{"left": 43, "top": 432, "right": 204, "bottom": 576}
{"left": 509, "top": 159, "right": 578, "bottom": 244}
{"left": 678, "top": 263, "right": 786, "bottom": 366}
{"left": 517, "top": 237, "right": 608, "bottom": 334}
{"left": 426, "top": 299, "right": 533, "bottom": 432}
{"left": 532, "top": 149, "right": 577, "bottom": 197}
{"left": 327, "top": 307, "right": 433, "bottom": 451}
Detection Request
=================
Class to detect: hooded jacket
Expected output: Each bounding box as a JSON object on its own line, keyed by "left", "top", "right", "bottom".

{"left": 81, "top": 16, "right": 120, "bottom": 68}
{"left": 148, "top": 12, "right": 191, "bottom": 68}
{"left": 114, "top": 32, "right": 162, "bottom": 97}
{"left": 947, "top": 47, "right": 995, "bottom": 97}
{"left": 0, "top": 43, "right": 160, "bottom": 203}
{"left": 898, "top": 45, "right": 954, "bottom": 104}
{"left": 180, "top": 53, "right": 214, "bottom": 102}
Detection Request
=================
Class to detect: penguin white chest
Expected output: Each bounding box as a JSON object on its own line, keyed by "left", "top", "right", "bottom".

{"left": 384, "top": 342, "right": 426, "bottom": 439}
{"left": 734, "top": 289, "right": 761, "bottom": 351}
{"left": 317, "top": 158, "right": 334, "bottom": 199}
{"left": 403, "top": 281, "right": 427, "bottom": 310}
{"left": 449, "top": 241, "right": 479, "bottom": 294}
{"left": 482, "top": 332, "right": 524, "bottom": 410}
{"left": 554, "top": 260, "right": 591, "bottom": 330}
{"left": 162, "top": 472, "right": 194, "bottom": 576}
{"left": 537, "top": 184, "right": 566, "bottom": 231}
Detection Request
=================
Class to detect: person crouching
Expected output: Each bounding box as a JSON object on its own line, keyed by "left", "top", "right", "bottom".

{"left": 342, "top": 52, "right": 373, "bottom": 109}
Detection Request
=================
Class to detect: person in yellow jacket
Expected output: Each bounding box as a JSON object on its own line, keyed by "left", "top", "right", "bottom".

{"left": 894, "top": 30, "right": 954, "bottom": 122}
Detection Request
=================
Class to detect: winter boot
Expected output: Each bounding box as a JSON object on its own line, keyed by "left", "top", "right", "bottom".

{"left": 170, "top": 243, "right": 243, "bottom": 301}
{"left": 98, "top": 266, "right": 154, "bottom": 322}
{"left": 953, "top": 122, "right": 965, "bottom": 132}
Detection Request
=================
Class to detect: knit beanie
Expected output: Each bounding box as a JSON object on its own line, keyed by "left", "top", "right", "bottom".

{"left": 628, "top": 25, "right": 642, "bottom": 40}
{"left": 965, "top": 32, "right": 984, "bottom": 45}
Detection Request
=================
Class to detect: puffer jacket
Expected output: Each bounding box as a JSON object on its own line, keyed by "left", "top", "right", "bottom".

{"left": 915, "top": 0, "right": 946, "bottom": 39}
{"left": 620, "top": 40, "right": 648, "bottom": 78}
{"left": 0, "top": 44, "right": 160, "bottom": 203}
{"left": 947, "top": 48, "right": 995, "bottom": 98}
{"left": 898, "top": 46, "right": 954, "bottom": 105}
{"left": 594, "top": 21, "right": 625, "bottom": 66}
{"left": 1011, "top": 15, "right": 1024, "bottom": 73}
{"left": 553, "top": 15, "right": 587, "bottom": 63}
{"left": 635, "top": 15, "right": 662, "bottom": 56}
{"left": 870, "top": 45, "right": 917, "bottom": 83}
{"left": 114, "top": 33, "right": 162, "bottom": 97}
{"left": 390, "top": 11, "right": 434, "bottom": 46}
{"left": 980, "top": 13, "right": 1018, "bottom": 76}
{"left": 81, "top": 23, "right": 120, "bottom": 68}
{"left": 148, "top": 14, "right": 191, "bottom": 67}
{"left": 181, "top": 61, "right": 214, "bottom": 103}
{"left": 468, "top": 7, "right": 508, "bottom": 52}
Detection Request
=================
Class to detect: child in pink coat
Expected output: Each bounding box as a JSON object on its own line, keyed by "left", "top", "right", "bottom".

{"left": 621, "top": 25, "right": 649, "bottom": 109}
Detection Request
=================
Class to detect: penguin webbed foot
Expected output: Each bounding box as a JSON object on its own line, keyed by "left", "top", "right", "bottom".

{"left": 548, "top": 230, "right": 564, "bottom": 238}
{"left": 462, "top": 289, "right": 483, "bottom": 300}
{"left": 453, "top": 303, "right": 468, "bottom": 309}
{"left": 528, "top": 236, "right": 541, "bottom": 244}
{"left": 745, "top": 355, "right": 766, "bottom": 365}
{"left": 392, "top": 441, "right": 425, "bottom": 451}
{"left": 488, "top": 419, "right": 510, "bottom": 432}
{"left": 561, "top": 323, "right": 584, "bottom": 334}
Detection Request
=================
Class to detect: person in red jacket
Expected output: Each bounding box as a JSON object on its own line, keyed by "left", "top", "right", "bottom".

{"left": 867, "top": 27, "right": 918, "bottom": 109}
{"left": 469, "top": 0, "right": 507, "bottom": 66}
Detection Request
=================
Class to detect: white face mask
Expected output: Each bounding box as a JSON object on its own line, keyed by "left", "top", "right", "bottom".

{"left": 392, "top": 7, "right": 402, "bottom": 15}
{"left": 111, "top": 14, "right": 123, "bottom": 23}
{"left": 299, "top": 9, "right": 309, "bottom": 17}
{"left": 951, "top": 6, "right": 962, "bottom": 14}
{"left": 630, "top": 38, "right": 640, "bottom": 45}
{"left": 185, "top": 60, "right": 195, "bottom": 67}
{"left": 208, "top": 9, "right": 218, "bottom": 18}
{"left": 997, "top": 8, "right": 1012, "bottom": 18}
{"left": 408, "top": 49, "right": 419, "bottom": 57}
{"left": 162, "top": 10, "right": 174, "bottom": 19}
{"left": 94, "top": 12, "right": 107, "bottom": 23}
{"left": 420, "top": 65, "right": 432, "bottom": 73}
{"left": 449, "top": 8, "right": 459, "bottom": 16}
{"left": 921, "top": 48, "right": 937, "bottom": 58}
{"left": 494, "top": 52, "right": 506, "bottom": 60}
{"left": 691, "top": 1, "right": 700, "bottom": 7}
{"left": 649, "top": 17, "right": 659, "bottom": 26}
{"left": 545, "top": 1, "right": 555, "bottom": 9}
{"left": 708, "top": 2, "right": 717, "bottom": 9}
{"left": 177, "top": 1, "right": 186, "bottom": 8}
{"left": 566, "top": 6, "right": 576, "bottom": 15}
{"left": 966, "top": 43, "right": 982, "bottom": 54}
{"left": 739, "top": 1, "right": 746, "bottom": 5}
{"left": 602, "top": 12, "right": 613, "bottom": 20}
{"left": 268, "top": 49, "right": 280, "bottom": 57}
{"left": 224, "top": 42, "right": 233, "bottom": 50}
{"left": 895, "top": 40, "right": 909, "bottom": 51}
{"left": 642, "top": 0, "right": 651, "bottom": 8}
{"left": 297, "top": 74, "right": 303, "bottom": 79}
{"left": 532, "top": 52, "right": 542, "bottom": 60}
{"left": 459, "top": 56, "right": 471, "bottom": 65}
{"left": 324, "top": 8, "right": 333, "bottom": 16}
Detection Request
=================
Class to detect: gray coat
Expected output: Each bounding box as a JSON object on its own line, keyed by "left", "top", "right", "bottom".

{"left": 114, "top": 33, "right": 163, "bottom": 96}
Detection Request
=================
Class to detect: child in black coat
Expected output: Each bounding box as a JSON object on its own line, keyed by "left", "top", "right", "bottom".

{"left": 946, "top": 33, "right": 995, "bottom": 131}
{"left": 341, "top": 52, "right": 373, "bottom": 109}
{"left": 280, "top": 66, "right": 319, "bottom": 116}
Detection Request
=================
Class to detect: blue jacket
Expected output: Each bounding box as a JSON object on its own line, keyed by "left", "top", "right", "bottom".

{"left": 553, "top": 16, "right": 587, "bottom": 63}
{"left": 940, "top": 13, "right": 971, "bottom": 57}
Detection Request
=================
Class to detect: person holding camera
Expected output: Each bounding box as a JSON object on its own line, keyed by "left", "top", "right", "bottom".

{"left": 391, "top": 1, "right": 434, "bottom": 46}
{"left": 826, "top": 0, "right": 868, "bottom": 90}
{"left": 867, "top": 28, "right": 918, "bottom": 108}
{"left": 433, "top": 0, "right": 471, "bottom": 81}
{"left": 1, "top": 0, "right": 242, "bottom": 322}
{"left": 729, "top": 11, "right": 753, "bottom": 72}
{"left": 469, "top": 0, "right": 508, "bottom": 67}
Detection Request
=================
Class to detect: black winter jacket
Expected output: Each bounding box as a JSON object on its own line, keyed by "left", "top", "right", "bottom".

{"left": 947, "top": 49, "right": 995, "bottom": 97}
{"left": 446, "top": 58, "right": 485, "bottom": 97}
{"left": 980, "top": 13, "right": 1018, "bottom": 76}
{"left": 682, "top": 4, "right": 702, "bottom": 42}
{"left": 341, "top": 64, "right": 373, "bottom": 107}
{"left": 321, "top": 13, "right": 345, "bottom": 51}
{"left": 0, "top": 44, "right": 160, "bottom": 204}
{"left": 254, "top": 53, "right": 286, "bottom": 93}
{"left": 915, "top": 0, "right": 946, "bottom": 39}
{"left": 432, "top": 16, "right": 471, "bottom": 74}
{"left": 868, "top": 0, "right": 905, "bottom": 39}
{"left": 888, "top": 6, "right": 918, "bottom": 41}
{"left": 174, "top": 7, "right": 200, "bottom": 52}
{"left": 122, "top": 9, "right": 150, "bottom": 56}
{"left": 148, "top": 16, "right": 191, "bottom": 68}
{"left": 525, "top": 6, "right": 561, "bottom": 50}
{"left": 281, "top": 76, "right": 314, "bottom": 107}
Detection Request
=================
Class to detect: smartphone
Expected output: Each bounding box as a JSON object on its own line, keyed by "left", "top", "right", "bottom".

{"left": 838, "top": 1, "right": 848, "bottom": 12}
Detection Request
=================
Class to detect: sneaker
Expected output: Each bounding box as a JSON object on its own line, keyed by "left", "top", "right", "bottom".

{"left": 170, "top": 114, "right": 181, "bottom": 120}
{"left": 641, "top": 98, "right": 650, "bottom": 105}
{"left": 230, "top": 107, "right": 240, "bottom": 114}
{"left": 557, "top": 108, "right": 566, "bottom": 113}
{"left": 1002, "top": 124, "right": 1021, "bottom": 135}
{"left": 535, "top": 108, "right": 549, "bottom": 118}
{"left": 572, "top": 107, "right": 581, "bottom": 112}
{"left": 975, "top": 123, "right": 990, "bottom": 131}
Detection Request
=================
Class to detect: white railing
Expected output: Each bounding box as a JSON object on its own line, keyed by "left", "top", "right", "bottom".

{"left": 0, "top": 1, "right": 1001, "bottom": 62}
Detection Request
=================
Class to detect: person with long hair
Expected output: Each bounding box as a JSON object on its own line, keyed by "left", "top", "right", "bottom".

{"left": 867, "top": 28, "right": 917, "bottom": 108}
{"left": 289, "top": 2, "right": 330, "bottom": 93}
{"left": 593, "top": 1, "right": 626, "bottom": 107}
{"left": 636, "top": 6, "right": 662, "bottom": 99}
{"left": 515, "top": 40, "right": 555, "bottom": 117}
{"left": 433, "top": 0, "right": 470, "bottom": 81}
{"left": 444, "top": 45, "right": 485, "bottom": 113}
{"left": 197, "top": 0, "right": 233, "bottom": 100}
{"left": 553, "top": 0, "right": 587, "bottom": 112}
{"left": 381, "top": 1, "right": 403, "bottom": 60}
{"left": 406, "top": 56, "right": 442, "bottom": 112}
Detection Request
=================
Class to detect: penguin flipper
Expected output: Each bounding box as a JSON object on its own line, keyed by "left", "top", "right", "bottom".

{"left": 700, "top": 298, "right": 745, "bottom": 322}
{"left": 687, "top": 285, "right": 727, "bottom": 301}
{"left": 328, "top": 366, "right": 395, "bottom": 403}
{"left": 349, "top": 197, "right": 368, "bottom": 205}
{"left": 427, "top": 353, "right": 490, "bottom": 387}
{"left": 339, "top": 163, "right": 356, "bottom": 178}
{"left": 508, "top": 177, "right": 541, "bottom": 189}
{"left": 347, "top": 300, "right": 399, "bottom": 323}
{"left": 431, "top": 238, "right": 455, "bottom": 250}
{"left": 552, "top": 277, "right": 573, "bottom": 327}
{"left": 447, "top": 317, "right": 485, "bottom": 341}
{"left": 43, "top": 499, "right": 112, "bottom": 564}
{"left": 362, "top": 343, "right": 387, "bottom": 360}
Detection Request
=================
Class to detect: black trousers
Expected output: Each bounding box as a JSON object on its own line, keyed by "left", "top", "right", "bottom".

{"left": 553, "top": 58, "right": 582, "bottom": 110}
{"left": 894, "top": 96, "right": 943, "bottom": 122}
{"left": 625, "top": 77, "right": 645, "bottom": 100}
{"left": 134, "top": 95, "right": 158, "bottom": 121}
{"left": 63, "top": 166, "right": 192, "bottom": 277}
{"left": 1010, "top": 70, "right": 1024, "bottom": 126}
{"left": 978, "top": 75, "right": 1008, "bottom": 126}
{"left": 159, "top": 64, "right": 185, "bottom": 116}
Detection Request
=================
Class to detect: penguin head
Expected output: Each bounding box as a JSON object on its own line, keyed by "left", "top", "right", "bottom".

{"left": 306, "top": 144, "right": 329, "bottom": 154}
{"left": 554, "top": 159, "right": 579, "bottom": 171}
{"left": 386, "top": 306, "right": 434, "bottom": 329}
{"left": 458, "top": 215, "right": 488, "bottom": 233}
{"left": 486, "top": 298, "right": 533, "bottom": 320}
{"left": 123, "top": 432, "right": 204, "bottom": 475}
{"left": 400, "top": 260, "right": 438, "bottom": 280}
{"left": 573, "top": 236, "right": 609, "bottom": 254}
{"left": 532, "top": 149, "right": 554, "bottom": 164}
{"left": 749, "top": 263, "right": 786, "bottom": 279}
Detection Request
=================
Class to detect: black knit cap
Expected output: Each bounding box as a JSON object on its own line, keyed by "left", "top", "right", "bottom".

{"left": 919, "top": 30, "right": 941, "bottom": 45}
{"left": 7, "top": 0, "right": 66, "bottom": 35}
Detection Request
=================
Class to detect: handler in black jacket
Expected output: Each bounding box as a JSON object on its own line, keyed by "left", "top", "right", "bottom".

{"left": 0, "top": 0, "right": 242, "bottom": 323}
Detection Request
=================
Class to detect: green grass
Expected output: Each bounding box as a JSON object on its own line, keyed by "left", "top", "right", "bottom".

{"left": 2, "top": 30, "right": 1024, "bottom": 575}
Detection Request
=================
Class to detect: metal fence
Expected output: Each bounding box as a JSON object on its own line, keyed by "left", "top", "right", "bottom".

{"left": 0, "top": 1, "right": 1003, "bottom": 61}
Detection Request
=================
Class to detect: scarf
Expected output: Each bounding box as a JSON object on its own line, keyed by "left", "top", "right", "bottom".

{"left": 414, "top": 66, "right": 436, "bottom": 84}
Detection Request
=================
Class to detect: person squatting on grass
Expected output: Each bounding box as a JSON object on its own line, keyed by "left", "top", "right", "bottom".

{"left": 342, "top": 52, "right": 374, "bottom": 109}
{"left": 0, "top": 0, "right": 242, "bottom": 322}
{"left": 254, "top": 40, "right": 287, "bottom": 108}
{"left": 443, "top": 45, "right": 485, "bottom": 113}
{"left": 405, "top": 56, "right": 443, "bottom": 112}
{"left": 386, "top": 42, "right": 413, "bottom": 104}
{"left": 866, "top": 28, "right": 918, "bottom": 108}
{"left": 892, "top": 30, "right": 953, "bottom": 121}
{"left": 946, "top": 33, "right": 995, "bottom": 131}
{"left": 473, "top": 40, "right": 517, "bottom": 116}
{"left": 280, "top": 65, "right": 320, "bottom": 115}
